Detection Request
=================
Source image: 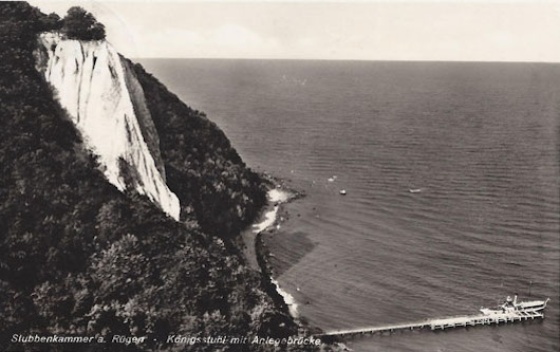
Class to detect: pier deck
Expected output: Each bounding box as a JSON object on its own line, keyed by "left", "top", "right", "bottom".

{"left": 315, "top": 310, "right": 544, "bottom": 339}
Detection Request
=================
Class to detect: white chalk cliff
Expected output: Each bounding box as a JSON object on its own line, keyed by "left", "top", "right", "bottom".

{"left": 36, "top": 33, "right": 180, "bottom": 220}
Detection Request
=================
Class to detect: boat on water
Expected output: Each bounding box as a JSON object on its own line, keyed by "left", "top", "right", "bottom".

{"left": 480, "top": 295, "right": 550, "bottom": 315}
{"left": 339, "top": 190, "right": 347, "bottom": 195}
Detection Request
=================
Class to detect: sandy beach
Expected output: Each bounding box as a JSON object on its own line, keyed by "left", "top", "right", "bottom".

{"left": 242, "top": 186, "right": 300, "bottom": 318}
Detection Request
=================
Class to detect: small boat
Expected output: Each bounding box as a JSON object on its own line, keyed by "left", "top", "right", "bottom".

{"left": 339, "top": 190, "right": 347, "bottom": 195}
{"left": 480, "top": 295, "right": 550, "bottom": 315}
{"left": 409, "top": 188, "right": 423, "bottom": 193}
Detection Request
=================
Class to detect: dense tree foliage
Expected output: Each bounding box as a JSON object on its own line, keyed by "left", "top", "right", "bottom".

{"left": 38, "top": 12, "right": 62, "bottom": 32}
{"left": 61, "top": 6, "right": 105, "bottom": 41}
{"left": 130, "top": 61, "right": 268, "bottom": 237}
{"left": 0, "top": 2, "right": 318, "bottom": 351}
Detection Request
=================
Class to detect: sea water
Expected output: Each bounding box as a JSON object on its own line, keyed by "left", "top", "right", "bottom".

{"left": 138, "top": 59, "right": 560, "bottom": 352}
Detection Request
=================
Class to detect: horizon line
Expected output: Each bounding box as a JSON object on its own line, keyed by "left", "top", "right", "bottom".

{"left": 132, "top": 57, "right": 560, "bottom": 64}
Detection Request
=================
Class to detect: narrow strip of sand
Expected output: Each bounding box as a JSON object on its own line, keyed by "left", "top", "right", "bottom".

{"left": 242, "top": 187, "right": 299, "bottom": 318}
{"left": 252, "top": 205, "right": 279, "bottom": 233}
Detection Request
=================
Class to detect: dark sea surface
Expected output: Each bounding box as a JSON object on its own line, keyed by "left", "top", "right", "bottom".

{"left": 138, "top": 59, "right": 560, "bottom": 352}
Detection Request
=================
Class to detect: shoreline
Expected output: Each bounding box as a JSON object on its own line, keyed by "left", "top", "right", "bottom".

{"left": 249, "top": 181, "right": 347, "bottom": 349}
{"left": 240, "top": 172, "right": 308, "bottom": 318}
{"left": 251, "top": 184, "right": 303, "bottom": 319}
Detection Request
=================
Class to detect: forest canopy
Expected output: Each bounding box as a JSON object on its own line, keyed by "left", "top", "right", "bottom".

{"left": 22, "top": 5, "right": 106, "bottom": 40}
{"left": 61, "top": 6, "right": 106, "bottom": 40}
{"left": 0, "top": 2, "right": 314, "bottom": 351}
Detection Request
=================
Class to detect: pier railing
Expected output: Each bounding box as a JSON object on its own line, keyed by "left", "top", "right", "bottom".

{"left": 314, "top": 310, "right": 544, "bottom": 339}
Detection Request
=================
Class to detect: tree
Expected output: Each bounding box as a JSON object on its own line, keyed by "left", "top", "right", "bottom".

{"left": 61, "top": 6, "right": 105, "bottom": 40}
{"left": 38, "top": 12, "right": 62, "bottom": 31}
{"left": 0, "top": 3, "right": 313, "bottom": 350}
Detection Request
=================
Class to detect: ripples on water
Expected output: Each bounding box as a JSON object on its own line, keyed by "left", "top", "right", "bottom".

{"left": 139, "top": 59, "right": 559, "bottom": 352}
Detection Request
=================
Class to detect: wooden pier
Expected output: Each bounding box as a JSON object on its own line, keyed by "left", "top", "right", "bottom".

{"left": 315, "top": 310, "right": 544, "bottom": 339}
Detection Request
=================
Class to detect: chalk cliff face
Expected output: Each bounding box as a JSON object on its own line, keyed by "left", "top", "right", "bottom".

{"left": 36, "top": 33, "right": 180, "bottom": 220}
